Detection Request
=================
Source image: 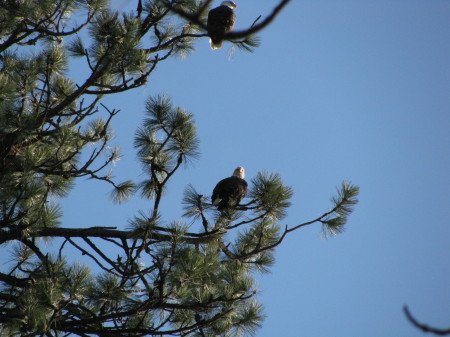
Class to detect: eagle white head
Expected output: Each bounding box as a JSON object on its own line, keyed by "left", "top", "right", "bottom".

{"left": 221, "top": 1, "right": 237, "bottom": 8}
{"left": 232, "top": 166, "right": 245, "bottom": 179}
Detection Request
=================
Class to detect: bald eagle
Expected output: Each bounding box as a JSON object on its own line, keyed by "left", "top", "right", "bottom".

{"left": 207, "top": 1, "right": 237, "bottom": 50}
{"left": 212, "top": 166, "right": 248, "bottom": 210}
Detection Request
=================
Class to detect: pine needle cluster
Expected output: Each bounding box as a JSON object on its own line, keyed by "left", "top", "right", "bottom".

{"left": 321, "top": 181, "right": 360, "bottom": 238}
{"left": 134, "top": 94, "right": 200, "bottom": 213}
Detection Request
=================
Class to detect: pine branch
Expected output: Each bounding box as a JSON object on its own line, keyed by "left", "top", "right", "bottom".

{"left": 0, "top": 272, "right": 29, "bottom": 288}
{"left": 215, "top": 182, "right": 359, "bottom": 263}
{"left": 0, "top": 226, "right": 218, "bottom": 246}
{"left": 66, "top": 237, "right": 119, "bottom": 276}
{"left": 182, "top": 184, "right": 209, "bottom": 230}
{"left": 285, "top": 181, "right": 359, "bottom": 237}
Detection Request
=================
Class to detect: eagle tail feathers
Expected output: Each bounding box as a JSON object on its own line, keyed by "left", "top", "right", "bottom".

{"left": 209, "top": 38, "right": 223, "bottom": 50}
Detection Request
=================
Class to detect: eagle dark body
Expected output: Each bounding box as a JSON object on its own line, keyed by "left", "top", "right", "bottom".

{"left": 212, "top": 176, "right": 247, "bottom": 211}
{"left": 207, "top": 3, "right": 236, "bottom": 49}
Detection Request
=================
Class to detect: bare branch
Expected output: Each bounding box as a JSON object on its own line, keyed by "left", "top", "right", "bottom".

{"left": 404, "top": 306, "right": 450, "bottom": 336}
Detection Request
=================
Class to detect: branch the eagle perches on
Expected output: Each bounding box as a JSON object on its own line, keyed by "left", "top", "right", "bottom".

{"left": 163, "top": 0, "right": 291, "bottom": 45}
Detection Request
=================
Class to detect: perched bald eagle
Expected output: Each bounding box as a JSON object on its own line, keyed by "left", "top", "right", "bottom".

{"left": 207, "top": 1, "right": 237, "bottom": 50}
{"left": 212, "top": 166, "right": 248, "bottom": 210}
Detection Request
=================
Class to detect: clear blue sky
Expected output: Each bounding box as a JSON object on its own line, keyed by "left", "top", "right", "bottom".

{"left": 58, "top": 0, "right": 449, "bottom": 336}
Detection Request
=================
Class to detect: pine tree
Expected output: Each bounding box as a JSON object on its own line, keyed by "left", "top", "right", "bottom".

{"left": 0, "top": 0, "right": 358, "bottom": 336}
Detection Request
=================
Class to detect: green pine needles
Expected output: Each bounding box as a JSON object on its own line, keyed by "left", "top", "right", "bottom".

{"left": 0, "top": 0, "right": 357, "bottom": 336}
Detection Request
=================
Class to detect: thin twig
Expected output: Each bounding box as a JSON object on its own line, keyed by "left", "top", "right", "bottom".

{"left": 403, "top": 306, "right": 450, "bottom": 335}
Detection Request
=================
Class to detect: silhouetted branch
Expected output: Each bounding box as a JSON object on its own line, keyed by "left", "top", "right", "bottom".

{"left": 403, "top": 306, "right": 450, "bottom": 335}
{"left": 164, "top": 0, "right": 291, "bottom": 40}
{"left": 0, "top": 226, "right": 217, "bottom": 246}
{"left": 0, "top": 272, "right": 28, "bottom": 288}
{"left": 226, "top": 0, "right": 290, "bottom": 39}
